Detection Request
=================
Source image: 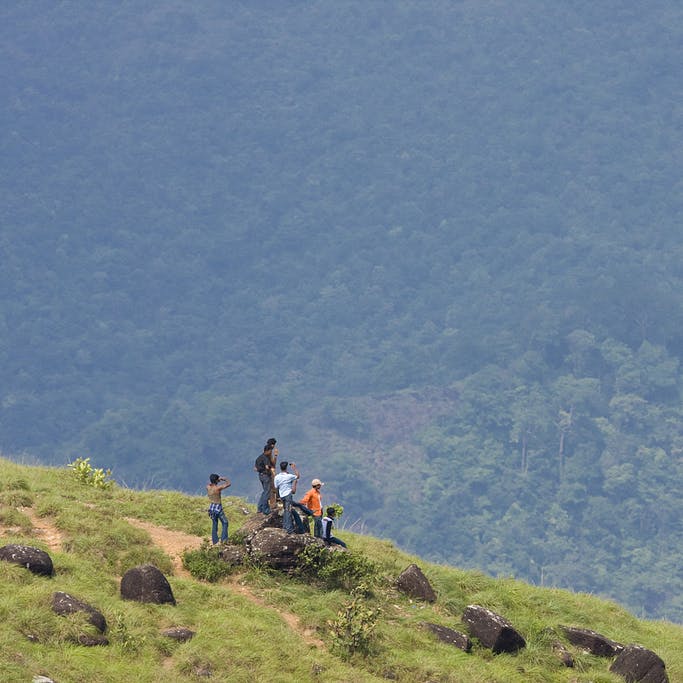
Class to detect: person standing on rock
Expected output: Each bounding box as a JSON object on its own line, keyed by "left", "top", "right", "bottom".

{"left": 273, "top": 460, "right": 299, "bottom": 533}
{"left": 255, "top": 439, "right": 276, "bottom": 515}
{"left": 207, "top": 473, "right": 231, "bottom": 544}
{"left": 299, "top": 478, "right": 324, "bottom": 537}
{"left": 265, "top": 438, "right": 279, "bottom": 512}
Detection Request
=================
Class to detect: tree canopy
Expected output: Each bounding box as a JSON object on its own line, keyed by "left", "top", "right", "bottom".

{"left": 1, "top": 1, "right": 682, "bottom": 621}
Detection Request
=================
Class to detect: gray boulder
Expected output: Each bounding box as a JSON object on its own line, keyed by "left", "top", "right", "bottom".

{"left": 51, "top": 591, "right": 107, "bottom": 633}
{"left": 0, "top": 544, "right": 53, "bottom": 576}
{"left": 247, "top": 527, "right": 322, "bottom": 572}
{"left": 73, "top": 633, "right": 109, "bottom": 646}
{"left": 560, "top": 625, "right": 623, "bottom": 657}
{"left": 396, "top": 563, "right": 437, "bottom": 603}
{"left": 461, "top": 604, "right": 526, "bottom": 654}
{"left": 422, "top": 622, "right": 471, "bottom": 652}
{"left": 161, "top": 627, "right": 196, "bottom": 642}
{"left": 232, "top": 512, "right": 281, "bottom": 543}
{"left": 120, "top": 564, "right": 176, "bottom": 605}
{"left": 610, "top": 644, "right": 669, "bottom": 683}
{"left": 552, "top": 640, "right": 574, "bottom": 667}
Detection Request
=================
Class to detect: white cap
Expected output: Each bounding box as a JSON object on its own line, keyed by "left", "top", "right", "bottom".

{"left": 311, "top": 478, "right": 324, "bottom": 487}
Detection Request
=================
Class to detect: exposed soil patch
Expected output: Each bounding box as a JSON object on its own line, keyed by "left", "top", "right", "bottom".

{"left": 125, "top": 517, "right": 201, "bottom": 579}
{"left": 18, "top": 506, "right": 65, "bottom": 552}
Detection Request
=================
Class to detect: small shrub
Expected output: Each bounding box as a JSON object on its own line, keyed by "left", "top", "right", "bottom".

{"left": 296, "top": 544, "right": 377, "bottom": 591}
{"left": 329, "top": 583, "right": 381, "bottom": 659}
{"left": 330, "top": 503, "right": 344, "bottom": 519}
{"left": 67, "top": 457, "right": 114, "bottom": 490}
{"left": 182, "top": 540, "right": 235, "bottom": 582}
{"left": 110, "top": 611, "right": 146, "bottom": 653}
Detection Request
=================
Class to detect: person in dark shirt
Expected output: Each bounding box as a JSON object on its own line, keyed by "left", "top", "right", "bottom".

{"left": 321, "top": 506, "right": 347, "bottom": 548}
{"left": 254, "top": 441, "right": 276, "bottom": 515}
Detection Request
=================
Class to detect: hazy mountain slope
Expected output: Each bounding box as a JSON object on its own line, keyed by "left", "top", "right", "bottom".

{"left": 1, "top": 2, "right": 682, "bottom": 620}
{"left": 0, "top": 457, "right": 681, "bottom": 683}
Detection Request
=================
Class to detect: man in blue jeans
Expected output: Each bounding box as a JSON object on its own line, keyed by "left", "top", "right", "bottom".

{"left": 273, "top": 461, "right": 299, "bottom": 533}
{"left": 254, "top": 441, "right": 276, "bottom": 514}
{"left": 207, "top": 473, "right": 231, "bottom": 544}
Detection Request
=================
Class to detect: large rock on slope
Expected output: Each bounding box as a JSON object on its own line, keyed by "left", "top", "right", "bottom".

{"left": 0, "top": 544, "right": 53, "bottom": 576}
{"left": 610, "top": 644, "right": 669, "bottom": 683}
{"left": 560, "top": 625, "right": 623, "bottom": 657}
{"left": 395, "top": 563, "right": 437, "bottom": 602}
{"left": 120, "top": 564, "right": 175, "bottom": 605}
{"left": 247, "top": 527, "right": 323, "bottom": 572}
{"left": 422, "top": 622, "right": 471, "bottom": 652}
{"left": 51, "top": 591, "right": 107, "bottom": 633}
{"left": 232, "top": 512, "right": 281, "bottom": 543}
{"left": 461, "top": 604, "right": 526, "bottom": 654}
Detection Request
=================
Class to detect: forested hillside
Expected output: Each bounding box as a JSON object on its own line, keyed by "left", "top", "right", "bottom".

{"left": 1, "top": 2, "right": 682, "bottom": 621}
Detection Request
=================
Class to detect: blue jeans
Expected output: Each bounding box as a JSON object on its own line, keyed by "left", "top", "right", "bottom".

{"left": 290, "top": 501, "right": 313, "bottom": 534}
{"left": 281, "top": 494, "right": 294, "bottom": 532}
{"left": 326, "top": 536, "right": 347, "bottom": 548}
{"left": 211, "top": 509, "right": 228, "bottom": 544}
{"left": 312, "top": 515, "right": 322, "bottom": 538}
{"left": 257, "top": 472, "right": 272, "bottom": 514}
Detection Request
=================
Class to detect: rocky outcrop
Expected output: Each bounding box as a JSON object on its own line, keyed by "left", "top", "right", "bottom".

{"left": 395, "top": 563, "right": 436, "bottom": 602}
{"left": 247, "top": 527, "right": 322, "bottom": 572}
{"left": 219, "top": 544, "right": 248, "bottom": 567}
{"left": 0, "top": 544, "right": 54, "bottom": 576}
{"left": 422, "top": 622, "right": 471, "bottom": 652}
{"left": 560, "top": 625, "right": 623, "bottom": 657}
{"left": 232, "top": 512, "right": 281, "bottom": 543}
{"left": 120, "top": 564, "right": 176, "bottom": 605}
{"left": 51, "top": 591, "right": 107, "bottom": 633}
{"left": 610, "top": 644, "right": 669, "bottom": 683}
{"left": 461, "top": 604, "right": 526, "bottom": 654}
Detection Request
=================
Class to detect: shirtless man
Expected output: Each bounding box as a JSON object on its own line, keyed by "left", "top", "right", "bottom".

{"left": 207, "top": 473, "right": 231, "bottom": 544}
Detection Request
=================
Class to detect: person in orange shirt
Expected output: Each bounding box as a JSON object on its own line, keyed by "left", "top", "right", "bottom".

{"left": 299, "top": 478, "right": 324, "bottom": 537}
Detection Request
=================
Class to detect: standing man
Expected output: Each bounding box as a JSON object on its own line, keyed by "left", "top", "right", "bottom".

{"left": 266, "top": 438, "right": 278, "bottom": 512}
{"left": 299, "top": 478, "right": 324, "bottom": 537}
{"left": 255, "top": 441, "right": 275, "bottom": 515}
{"left": 273, "top": 460, "right": 299, "bottom": 533}
{"left": 207, "top": 473, "right": 231, "bottom": 544}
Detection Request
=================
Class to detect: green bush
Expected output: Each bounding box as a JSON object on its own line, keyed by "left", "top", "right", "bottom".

{"left": 182, "top": 540, "right": 235, "bottom": 582}
{"left": 296, "top": 544, "right": 377, "bottom": 591}
{"left": 67, "top": 457, "right": 113, "bottom": 490}
{"left": 329, "top": 583, "right": 381, "bottom": 659}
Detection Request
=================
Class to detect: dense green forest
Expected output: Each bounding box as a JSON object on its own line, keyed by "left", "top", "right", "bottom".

{"left": 1, "top": 2, "right": 682, "bottom": 621}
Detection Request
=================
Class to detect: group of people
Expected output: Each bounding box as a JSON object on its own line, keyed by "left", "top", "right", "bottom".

{"left": 206, "top": 436, "right": 346, "bottom": 548}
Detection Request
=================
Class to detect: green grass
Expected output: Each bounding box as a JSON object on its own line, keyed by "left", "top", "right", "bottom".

{"left": 0, "top": 456, "right": 681, "bottom": 683}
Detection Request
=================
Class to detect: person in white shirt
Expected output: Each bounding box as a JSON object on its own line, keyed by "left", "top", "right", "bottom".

{"left": 273, "top": 460, "right": 299, "bottom": 533}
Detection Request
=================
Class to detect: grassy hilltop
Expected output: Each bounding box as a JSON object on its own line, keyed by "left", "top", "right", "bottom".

{"left": 0, "top": 456, "right": 681, "bottom": 683}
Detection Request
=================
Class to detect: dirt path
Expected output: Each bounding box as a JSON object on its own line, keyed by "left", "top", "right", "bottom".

{"left": 125, "top": 517, "right": 325, "bottom": 648}
{"left": 125, "top": 517, "right": 200, "bottom": 579}
{"left": 18, "top": 506, "right": 65, "bottom": 552}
